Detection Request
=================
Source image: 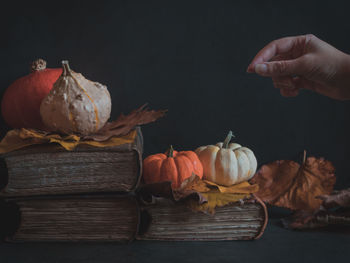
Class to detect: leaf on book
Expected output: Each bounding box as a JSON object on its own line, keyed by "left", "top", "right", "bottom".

{"left": 250, "top": 150, "right": 336, "bottom": 211}
{"left": 172, "top": 173, "right": 211, "bottom": 200}
{"left": 84, "top": 104, "right": 167, "bottom": 141}
{"left": 139, "top": 173, "right": 259, "bottom": 214}
{"left": 187, "top": 192, "right": 250, "bottom": 214}
{"left": 138, "top": 175, "right": 208, "bottom": 205}
{"left": 203, "top": 179, "right": 259, "bottom": 194}
{"left": 0, "top": 128, "right": 137, "bottom": 154}
{"left": 138, "top": 181, "right": 178, "bottom": 204}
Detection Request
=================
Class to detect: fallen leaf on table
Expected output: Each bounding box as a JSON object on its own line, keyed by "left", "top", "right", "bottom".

{"left": 282, "top": 208, "right": 350, "bottom": 229}
{"left": 281, "top": 188, "right": 350, "bottom": 230}
{"left": 84, "top": 104, "right": 167, "bottom": 141}
{"left": 250, "top": 150, "right": 336, "bottom": 211}
{"left": 281, "top": 210, "right": 327, "bottom": 229}
{"left": 317, "top": 188, "right": 350, "bottom": 209}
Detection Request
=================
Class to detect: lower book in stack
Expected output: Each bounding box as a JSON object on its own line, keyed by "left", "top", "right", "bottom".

{"left": 2, "top": 195, "right": 139, "bottom": 242}
{"left": 1, "top": 195, "right": 267, "bottom": 242}
{"left": 138, "top": 198, "right": 267, "bottom": 241}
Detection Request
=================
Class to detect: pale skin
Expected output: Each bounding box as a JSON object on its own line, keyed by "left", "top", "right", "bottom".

{"left": 247, "top": 34, "right": 350, "bottom": 100}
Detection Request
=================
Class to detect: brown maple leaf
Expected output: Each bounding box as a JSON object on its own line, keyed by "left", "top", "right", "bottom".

{"left": 250, "top": 150, "right": 336, "bottom": 211}
{"left": 84, "top": 104, "right": 167, "bottom": 141}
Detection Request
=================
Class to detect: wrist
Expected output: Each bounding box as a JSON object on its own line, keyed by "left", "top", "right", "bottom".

{"left": 337, "top": 53, "right": 350, "bottom": 100}
{"left": 340, "top": 53, "right": 350, "bottom": 73}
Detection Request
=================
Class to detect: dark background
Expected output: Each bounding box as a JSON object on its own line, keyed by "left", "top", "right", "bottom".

{"left": 1, "top": 1, "right": 350, "bottom": 262}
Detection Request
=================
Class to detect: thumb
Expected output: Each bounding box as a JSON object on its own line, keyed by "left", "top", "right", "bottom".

{"left": 254, "top": 58, "right": 305, "bottom": 77}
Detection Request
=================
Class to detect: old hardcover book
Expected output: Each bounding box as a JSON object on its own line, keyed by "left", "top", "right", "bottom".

{"left": 0, "top": 128, "right": 143, "bottom": 197}
{"left": 2, "top": 195, "right": 139, "bottom": 242}
{"left": 138, "top": 198, "right": 268, "bottom": 241}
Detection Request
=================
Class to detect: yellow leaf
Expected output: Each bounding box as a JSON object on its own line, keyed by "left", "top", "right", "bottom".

{"left": 173, "top": 174, "right": 260, "bottom": 214}
{"left": 188, "top": 192, "right": 251, "bottom": 214}
{"left": 0, "top": 128, "right": 136, "bottom": 154}
{"left": 177, "top": 173, "right": 211, "bottom": 193}
{"left": 204, "top": 180, "right": 259, "bottom": 194}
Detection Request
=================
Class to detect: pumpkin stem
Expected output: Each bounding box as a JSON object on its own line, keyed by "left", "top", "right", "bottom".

{"left": 302, "top": 149, "right": 307, "bottom": 165}
{"left": 167, "top": 145, "right": 174, "bottom": 158}
{"left": 31, "top": 59, "right": 47, "bottom": 72}
{"left": 61, "top": 60, "right": 72, "bottom": 76}
{"left": 223, "top": 131, "right": 235, "bottom": 148}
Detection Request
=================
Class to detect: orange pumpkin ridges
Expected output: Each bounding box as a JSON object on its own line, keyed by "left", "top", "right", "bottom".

{"left": 143, "top": 145, "right": 204, "bottom": 189}
{"left": 1, "top": 59, "right": 62, "bottom": 130}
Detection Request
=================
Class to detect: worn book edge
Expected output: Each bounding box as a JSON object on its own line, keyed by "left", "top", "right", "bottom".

{"left": 2, "top": 193, "right": 141, "bottom": 243}
{"left": 0, "top": 127, "right": 143, "bottom": 197}
{"left": 137, "top": 194, "right": 268, "bottom": 241}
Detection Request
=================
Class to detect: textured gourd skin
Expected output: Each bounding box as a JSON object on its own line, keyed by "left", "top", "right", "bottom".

{"left": 143, "top": 148, "right": 204, "bottom": 188}
{"left": 1, "top": 60, "right": 62, "bottom": 130}
{"left": 195, "top": 134, "right": 257, "bottom": 186}
{"left": 40, "top": 61, "right": 111, "bottom": 136}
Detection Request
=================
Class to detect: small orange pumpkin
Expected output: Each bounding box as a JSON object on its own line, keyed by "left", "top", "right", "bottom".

{"left": 143, "top": 145, "right": 203, "bottom": 188}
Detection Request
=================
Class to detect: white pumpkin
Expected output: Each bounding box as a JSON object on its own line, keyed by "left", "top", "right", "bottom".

{"left": 40, "top": 61, "right": 111, "bottom": 135}
{"left": 195, "top": 131, "right": 257, "bottom": 186}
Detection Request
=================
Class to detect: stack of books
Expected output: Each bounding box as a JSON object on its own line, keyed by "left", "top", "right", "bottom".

{"left": 0, "top": 128, "right": 267, "bottom": 242}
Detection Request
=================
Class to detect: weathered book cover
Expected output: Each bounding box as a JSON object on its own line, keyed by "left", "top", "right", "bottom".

{"left": 2, "top": 194, "right": 139, "bottom": 242}
{"left": 0, "top": 127, "right": 143, "bottom": 197}
{"left": 137, "top": 197, "right": 268, "bottom": 241}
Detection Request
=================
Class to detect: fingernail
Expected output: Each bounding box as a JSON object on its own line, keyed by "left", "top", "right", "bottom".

{"left": 255, "top": 64, "right": 267, "bottom": 74}
{"left": 246, "top": 65, "right": 252, "bottom": 73}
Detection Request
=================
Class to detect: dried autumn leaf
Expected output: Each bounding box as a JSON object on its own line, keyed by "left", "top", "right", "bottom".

{"left": 204, "top": 180, "right": 259, "bottom": 194}
{"left": 251, "top": 151, "right": 336, "bottom": 211}
{"left": 138, "top": 181, "right": 177, "bottom": 203}
{"left": 137, "top": 178, "right": 208, "bottom": 205}
{"left": 138, "top": 173, "right": 259, "bottom": 214}
{"left": 179, "top": 173, "right": 211, "bottom": 191}
{"left": 187, "top": 192, "right": 250, "bottom": 214}
{"left": 84, "top": 104, "right": 167, "bottom": 141}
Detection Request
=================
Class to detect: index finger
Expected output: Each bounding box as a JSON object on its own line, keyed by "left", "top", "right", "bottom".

{"left": 247, "top": 35, "right": 307, "bottom": 73}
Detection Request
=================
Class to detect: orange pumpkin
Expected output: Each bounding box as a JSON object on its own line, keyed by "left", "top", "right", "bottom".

{"left": 1, "top": 59, "right": 62, "bottom": 130}
{"left": 143, "top": 145, "right": 203, "bottom": 188}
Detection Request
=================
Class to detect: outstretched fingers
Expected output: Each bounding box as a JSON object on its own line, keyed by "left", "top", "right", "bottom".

{"left": 254, "top": 58, "right": 305, "bottom": 77}
{"left": 247, "top": 35, "right": 310, "bottom": 73}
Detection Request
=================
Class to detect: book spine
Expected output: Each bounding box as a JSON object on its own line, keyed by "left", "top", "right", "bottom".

{"left": 130, "top": 126, "right": 143, "bottom": 192}
{"left": 4, "top": 195, "right": 140, "bottom": 242}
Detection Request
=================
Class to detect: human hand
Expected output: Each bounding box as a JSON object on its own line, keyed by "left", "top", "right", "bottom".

{"left": 247, "top": 34, "right": 350, "bottom": 100}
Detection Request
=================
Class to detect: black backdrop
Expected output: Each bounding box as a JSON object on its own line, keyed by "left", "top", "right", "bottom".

{"left": 1, "top": 0, "right": 350, "bottom": 188}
